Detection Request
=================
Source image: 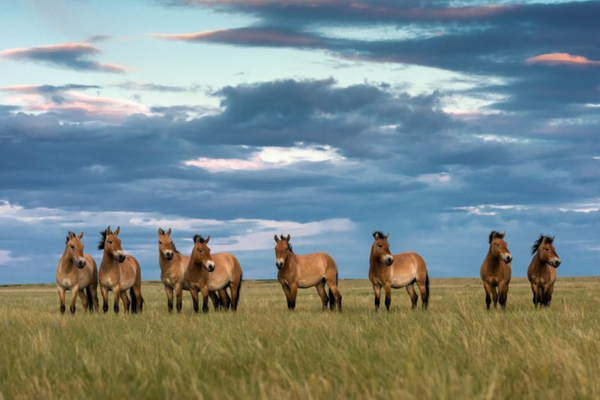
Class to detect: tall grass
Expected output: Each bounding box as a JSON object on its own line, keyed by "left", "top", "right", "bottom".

{"left": 1, "top": 277, "right": 600, "bottom": 399}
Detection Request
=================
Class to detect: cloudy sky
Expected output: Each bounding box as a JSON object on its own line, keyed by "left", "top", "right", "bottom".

{"left": 0, "top": 0, "right": 598, "bottom": 284}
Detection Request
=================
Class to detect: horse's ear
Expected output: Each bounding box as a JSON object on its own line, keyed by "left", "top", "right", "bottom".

{"left": 166, "top": 228, "right": 172, "bottom": 236}
{"left": 78, "top": 232, "right": 84, "bottom": 240}
{"left": 68, "top": 231, "right": 76, "bottom": 239}
{"left": 158, "top": 228, "right": 165, "bottom": 236}
{"left": 114, "top": 226, "right": 120, "bottom": 236}
{"left": 194, "top": 235, "right": 201, "bottom": 244}
{"left": 286, "top": 234, "right": 291, "bottom": 242}
{"left": 501, "top": 231, "right": 506, "bottom": 238}
{"left": 205, "top": 236, "right": 210, "bottom": 244}
{"left": 274, "top": 234, "right": 279, "bottom": 243}
{"left": 106, "top": 226, "right": 112, "bottom": 235}
{"left": 384, "top": 233, "right": 390, "bottom": 240}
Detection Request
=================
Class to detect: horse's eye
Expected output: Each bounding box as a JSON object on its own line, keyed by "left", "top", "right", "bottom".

{"left": 108, "top": 241, "right": 113, "bottom": 245}
{"left": 159, "top": 241, "right": 162, "bottom": 245}
{"left": 378, "top": 245, "right": 382, "bottom": 248}
{"left": 70, "top": 245, "right": 75, "bottom": 250}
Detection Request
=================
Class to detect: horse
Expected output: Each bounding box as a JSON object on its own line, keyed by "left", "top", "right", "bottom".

{"left": 158, "top": 228, "right": 230, "bottom": 312}
{"left": 274, "top": 234, "right": 342, "bottom": 311}
{"left": 56, "top": 231, "right": 99, "bottom": 314}
{"left": 186, "top": 234, "right": 243, "bottom": 313}
{"left": 479, "top": 230, "right": 512, "bottom": 310}
{"left": 368, "top": 231, "right": 429, "bottom": 311}
{"left": 527, "top": 235, "right": 561, "bottom": 307}
{"left": 98, "top": 226, "right": 143, "bottom": 313}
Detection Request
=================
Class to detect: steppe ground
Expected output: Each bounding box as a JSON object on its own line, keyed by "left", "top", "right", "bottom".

{"left": 1, "top": 277, "right": 600, "bottom": 400}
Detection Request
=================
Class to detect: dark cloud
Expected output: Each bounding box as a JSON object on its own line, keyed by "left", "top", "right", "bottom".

{"left": 0, "top": 42, "right": 127, "bottom": 73}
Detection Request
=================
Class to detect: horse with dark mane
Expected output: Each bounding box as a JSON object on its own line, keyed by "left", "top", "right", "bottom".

{"left": 368, "top": 231, "right": 429, "bottom": 311}
{"left": 527, "top": 235, "right": 561, "bottom": 307}
{"left": 479, "top": 230, "right": 512, "bottom": 310}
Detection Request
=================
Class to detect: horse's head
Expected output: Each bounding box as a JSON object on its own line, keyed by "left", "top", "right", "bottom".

{"left": 274, "top": 234, "right": 292, "bottom": 269}
{"left": 532, "top": 235, "right": 560, "bottom": 268}
{"left": 98, "top": 226, "right": 126, "bottom": 263}
{"left": 158, "top": 228, "right": 175, "bottom": 261}
{"left": 192, "top": 234, "right": 215, "bottom": 272}
{"left": 372, "top": 231, "right": 393, "bottom": 266}
{"left": 66, "top": 231, "right": 87, "bottom": 269}
{"left": 489, "top": 231, "right": 512, "bottom": 264}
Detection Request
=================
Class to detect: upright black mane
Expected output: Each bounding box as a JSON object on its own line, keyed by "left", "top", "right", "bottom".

{"left": 373, "top": 231, "right": 386, "bottom": 240}
{"left": 193, "top": 234, "right": 207, "bottom": 244}
{"left": 65, "top": 231, "right": 75, "bottom": 244}
{"left": 532, "top": 235, "right": 554, "bottom": 254}
{"left": 280, "top": 235, "right": 293, "bottom": 253}
{"left": 488, "top": 230, "right": 505, "bottom": 244}
{"left": 98, "top": 229, "right": 108, "bottom": 250}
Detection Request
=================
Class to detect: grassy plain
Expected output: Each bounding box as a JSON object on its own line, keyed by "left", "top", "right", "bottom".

{"left": 1, "top": 277, "right": 600, "bottom": 400}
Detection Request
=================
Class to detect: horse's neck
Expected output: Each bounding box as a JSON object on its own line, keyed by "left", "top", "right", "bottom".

{"left": 530, "top": 252, "right": 547, "bottom": 272}
{"left": 284, "top": 252, "right": 299, "bottom": 273}
{"left": 369, "top": 251, "right": 386, "bottom": 271}
{"left": 59, "top": 247, "right": 76, "bottom": 272}
{"left": 101, "top": 253, "right": 120, "bottom": 271}
{"left": 485, "top": 251, "right": 502, "bottom": 268}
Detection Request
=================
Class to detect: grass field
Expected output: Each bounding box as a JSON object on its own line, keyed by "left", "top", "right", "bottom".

{"left": 1, "top": 277, "right": 600, "bottom": 400}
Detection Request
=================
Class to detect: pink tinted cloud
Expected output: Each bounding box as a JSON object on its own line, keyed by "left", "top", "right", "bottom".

{"left": 0, "top": 42, "right": 128, "bottom": 73}
{"left": 527, "top": 53, "right": 600, "bottom": 66}
{"left": 152, "top": 28, "right": 322, "bottom": 47}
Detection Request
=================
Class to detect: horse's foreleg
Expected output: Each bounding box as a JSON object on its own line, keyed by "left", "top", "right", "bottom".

{"left": 120, "top": 290, "right": 130, "bottom": 313}
{"left": 491, "top": 285, "right": 499, "bottom": 309}
{"left": 542, "top": 284, "right": 554, "bottom": 307}
{"left": 190, "top": 287, "right": 200, "bottom": 313}
{"left": 100, "top": 285, "right": 109, "bottom": 313}
{"left": 372, "top": 284, "right": 381, "bottom": 312}
{"left": 406, "top": 284, "right": 418, "bottom": 310}
{"left": 90, "top": 281, "right": 99, "bottom": 312}
{"left": 69, "top": 284, "right": 79, "bottom": 314}
{"left": 57, "top": 286, "right": 66, "bottom": 314}
{"left": 164, "top": 285, "right": 174, "bottom": 313}
{"left": 200, "top": 286, "right": 210, "bottom": 313}
{"left": 384, "top": 282, "right": 392, "bottom": 311}
{"left": 77, "top": 288, "right": 89, "bottom": 312}
{"left": 315, "top": 282, "right": 329, "bottom": 311}
{"left": 483, "top": 282, "right": 492, "bottom": 310}
{"left": 281, "top": 284, "right": 295, "bottom": 311}
{"left": 498, "top": 282, "right": 509, "bottom": 310}
{"left": 113, "top": 285, "right": 121, "bottom": 313}
{"left": 173, "top": 284, "right": 182, "bottom": 313}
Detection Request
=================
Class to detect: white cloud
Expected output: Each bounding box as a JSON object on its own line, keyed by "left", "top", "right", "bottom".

{"left": 454, "top": 204, "right": 528, "bottom": 216}
{"left": 184, "top": 143, "right": 345, "bottom": 172}
{"left": 0, "top": 249, "right": 29, "bottom": 265}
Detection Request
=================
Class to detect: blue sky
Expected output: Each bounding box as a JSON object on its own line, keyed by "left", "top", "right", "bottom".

{"left": 0, "top": 0, "right": 598, "bottom": 284}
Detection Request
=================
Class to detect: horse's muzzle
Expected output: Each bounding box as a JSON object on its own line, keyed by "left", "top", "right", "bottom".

{"left": 118, "top": 254, "right": 126, "bottom": 263}
{"left": 205, "top": 262, "right": 215, "bottom": 272}
{"left": 77, "top": 260, "right": 87, "bottom": 269}
{"left": 165, "top": 252, "right": 173, "bottom": 261}
{"left": 504, "top": 255, "right": 513, "bottom": 264}
{"left": 384, "top": 256, "right": 394, "bottom": 266}
{"left": 551, "top": 259, "right": 561, "bottom": 268}
{"left": 276, "top": 262, "right": 284, "bottom": 270}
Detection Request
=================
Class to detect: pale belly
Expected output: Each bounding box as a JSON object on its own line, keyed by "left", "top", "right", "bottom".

{"left": 391, "top": 267, "right": 417, "bottom": 288}
{"left": 208, "top": 272, "right": 232, "bottom": 291}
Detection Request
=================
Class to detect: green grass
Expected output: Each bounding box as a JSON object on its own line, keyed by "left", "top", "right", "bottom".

{"left": 1, "top": 277, "right": 600, "bottom": 399}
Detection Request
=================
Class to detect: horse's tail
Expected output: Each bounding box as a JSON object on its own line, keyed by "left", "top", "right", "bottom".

{"left": 85, "top": 286, "right": 93, "bottom": 312}
{"left": 328, "top": 271, "right": 338, "bottom": 310}
{"left": 424, "top": 272, "right": 430, "bottom": 310}
{"left": 130, "top": 288, "right": 137, "bottom": 314}
{"left": 235, "top": 272, "right": 243, "bottom": 309}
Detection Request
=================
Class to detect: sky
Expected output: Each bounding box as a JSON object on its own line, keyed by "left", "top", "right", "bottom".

{"left": 0, "top": 0, "right": 598, "bottom": 284}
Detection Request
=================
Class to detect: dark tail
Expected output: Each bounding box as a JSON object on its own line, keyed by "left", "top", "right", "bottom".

{"left": 328, "top": 272, "right": 338, "bottom": 310}
{"left": 236, "top": 273, "right": 243, "bottom": 307}
{"left": 130, "top": 288, "right": 137, "bottom": 314}
{"left": 424, "top": 273, "right": 430, "bottom": 310}
{"left": 85, "top": 287, "right": 93, "bottom": 311}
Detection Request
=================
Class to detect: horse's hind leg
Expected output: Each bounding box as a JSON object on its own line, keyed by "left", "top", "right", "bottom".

{"left": 78, "top": 288, "right": 89, "bottom": 312}
{"left": 315, "top": 281, "right": 329, "bottom": 311}
{"left": 498, "top": 282, "right": 509, "bottom": 310}
{"left": 483, "top": 282, "right": 492, "bottom": 310}
{"left": 327, "top": 281, "right": 343, "bottom": 312}
{"left": 219, "top": 289, "right": 231, "bottom": 310}
{"left": 90, "top": 281, "right": 99, "bottom": 312}
{"left": 542, "top": 284, "right": 554, "bottom": 307}
{"left": 491, "top": 285, "right": 499, "bottom": 309}
{"left": 120, "top": 291, "right": 131, "bottom": 313}
{"left": 406, "top": 284, "right": 418, "bottom": 310}
{"left": 209, "top": 291, "right": 221, "bottom": 311}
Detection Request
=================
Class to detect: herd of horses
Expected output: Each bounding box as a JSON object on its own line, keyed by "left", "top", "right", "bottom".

{"left": 55, "top": 227, "right": 561, "bottom": 314}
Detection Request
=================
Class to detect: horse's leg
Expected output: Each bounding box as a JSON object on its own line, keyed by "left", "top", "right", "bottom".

{"left": 383, "top": 282, "right": 392, "bottom": 312}
{"left": 190, "top": 287, "right": 200, "bottom": 313}
{"left": 164, "top": 285, "right": 174, "bottom": 313}
{"left": 100, "top": 285, "right": 109, "bottom": 313}
{"left": 78, "top": 288, "right": 89, "bottom": 312}
{"left": 315, "top": 281, "right": 329, "bottom": 311}
{"left": 327, "top": 280, "right": 342, "bottom": 312}
{"left": 483, "top": 281, "right": 492, "bottom": 310}
{"left": 542, "top": 283, "right": 554, "bottom": 307}
{"left": 200, "top": 285, "right": 210, "bottom": 313}
{"left": 120, "top": 290, "right": 131, "bottom": 313}
{"left": 174, "top": 283, "right": 183, "bottom": 313}
{"left": 69, "top": 284, "right": 79, "bottom": 314}
{"left": 229, "top": 282, "right": 241, "bottom": 312}
{"left": 57, "top": 286, "right": 67, "bottom": 314}
{"left": 405, "top": 284, "right": 418, "bottom": 310}
{"left": 219, "top": 289, "right": 231, "bottom": 310}
{"left": 536, "top": 286, "right": 544, "bottom": 308}
{"left": 113, "top": 284, "right": 121, "bottom": 313}
{"left": 498, "top": 281, "right": 509, "bottom": 310}
{"left": 90, "top": 280, "right": 99, "bottom": 312}
{"left": 491, "top": 285, "right": 499, "bottom": 309}
{"left": 417, "top": 278, "right": 429, "bottom": 310}
{"left": 372, "top": 284, "right": 381, "bottom": 312}
{"left": 209, "top": 291, "right": 221, "bottom": 311}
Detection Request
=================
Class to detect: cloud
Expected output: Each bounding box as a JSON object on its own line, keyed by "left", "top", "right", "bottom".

{"left": 527, "top": 53, "right": 600, "bottom": 66}
{"left": 0, "top": 42, "right": 128, "bottom": 73}
{"left": 113, "top": 80, "right": 200, "bottom": 93}
{"left": 0, "top": 249, "right": 29, "bottom": 266}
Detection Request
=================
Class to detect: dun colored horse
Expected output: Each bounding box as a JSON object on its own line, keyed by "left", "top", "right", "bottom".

{"left": 527, "top": 235, "right": 561, "bottom": 307}
{"left": 186, "top": 235, "right": 243, "bottom": 313}
{"left": 480, "top": 231, "right": 512, "bottom": 310}
{"left": 56, "top": 231, "right": 99, "bottom": 314}
{"left": 158, "top": 228, "right": 229, "bottom": 312}
{"left": 98, "top": 226, "right": 144, "bottom": 313}
{"left": 368, "top": 232, "right": 429, "bottom": 311}
{"left": 274, "top": 234, "right": 342, "bottom": 311}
